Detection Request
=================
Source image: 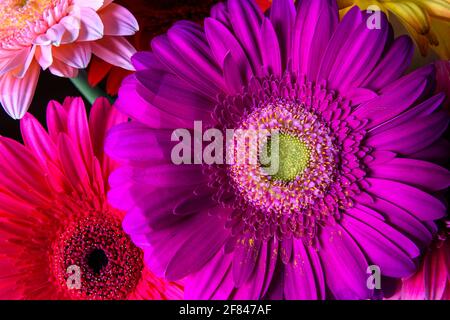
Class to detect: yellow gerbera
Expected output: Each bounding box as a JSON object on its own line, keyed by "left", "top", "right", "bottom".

{"left": 338, "top": 0, "right": 450, "bottom": 59}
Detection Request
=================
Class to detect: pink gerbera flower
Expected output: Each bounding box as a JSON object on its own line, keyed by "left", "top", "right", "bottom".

{"left": 105, "top": 0, "right": 450, "bottom": 299}
{"left": 0, "top": 0, "right": 138, "bottom": 119}
{"left": 0, "top": 97, "right": 182, "bottom": 300}
{"left": 394, "top": 221, "right": 449, "bottom": 300}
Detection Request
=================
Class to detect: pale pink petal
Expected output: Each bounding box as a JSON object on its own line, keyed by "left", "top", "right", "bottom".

{"left": 35, "top": 45, "right": 53, "bottom": 70}
{"left": 91, "top": 36, "right": 135, "bottom": 70}
{"left": 0, "top": 62, "right": 40, "bottom": 119}
{"left": 59, "top": 15, "right": 81, "bottom": 44}
{"left": 0, "top": 48, "right": 29, "bottom": 76}
{"left": 33, "top": 34, "right": 52, "bottom": 46}
{"left": 45, "top": 23, "right": 67, "bottom": 46}
{"left": 99, "top": 3, "right": 139, "bottom": 36}
{"left": 72, "top": 0, "right": 104, "bottom": 11}
{"left": 48, "top": 59, "right": 79, "bottom": 78}
{"left": 77, "top": 8, "right": 104, "bottom": 41}
{"left": 15, "top": 46, "right": 37, "bottom": 78}
{"left": 53, "top": 43, "right": 92, "bottom": 69}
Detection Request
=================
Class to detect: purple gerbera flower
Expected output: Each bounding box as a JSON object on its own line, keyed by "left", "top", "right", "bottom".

{"left": 105, "top": 0, "right": 450, "bottom": 299}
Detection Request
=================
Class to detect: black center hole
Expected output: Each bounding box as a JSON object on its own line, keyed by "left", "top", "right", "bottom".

{"left": 87, "top": 249, "right": 108, "bottom": 274}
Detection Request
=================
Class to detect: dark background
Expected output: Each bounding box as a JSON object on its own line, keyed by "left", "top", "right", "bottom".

{"left": 0, "top": 71, "right": 83, "bottom": 142}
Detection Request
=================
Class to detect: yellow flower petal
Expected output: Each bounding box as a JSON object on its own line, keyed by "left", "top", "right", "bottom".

{"left": 338, "top": 0, "right": 449, "bottom": 57}
{"left": 414, "top": 0, "right": 450, "bottom": 19}
{"left": 429, "top": 16, "right": 450, "bottom": 59}
{"left": 383, "top": 1, "right": 431, "bottom": 34}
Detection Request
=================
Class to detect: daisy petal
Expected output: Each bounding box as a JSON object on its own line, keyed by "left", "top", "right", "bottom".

{"left": 0, "top": 62, "right": 40, "bottom": 119}
{"left": 99, "top": 3, "right": 139, "bottom": 36}
{"left": 91, "top": 36, "right": 136, "bottom": 70}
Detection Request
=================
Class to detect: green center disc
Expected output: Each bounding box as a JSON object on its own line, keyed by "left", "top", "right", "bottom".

{"left": 260, "top": 133, "right": 310, "bottom": 182}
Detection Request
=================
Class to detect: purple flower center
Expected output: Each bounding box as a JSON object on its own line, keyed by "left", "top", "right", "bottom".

{"left": 212, "top": 75, "right": 369, "bottom": 243}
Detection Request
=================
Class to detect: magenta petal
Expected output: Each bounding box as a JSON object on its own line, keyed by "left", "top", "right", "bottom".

{"left": 232, "top": 236, "right": 261, "bottom": 287}
{"left": 116, "top": 76, "right": 192, "bottom": 129}
{"left": 260, "top": 18, "right": 282, "bottom": 76}
{"left": 233, "top": 241, "right": 269, "bottom": 299}
{"left": 0, "top": 137, "right": 51, "bottom": 199}
{"left": 173, "top": 191, "right": 217, "bottom": 216}
{"left": 210, "top": 2, "right": 231, "bottom": 28}
{"left": 355, "top": 200, "right": 432, "bottom": 248}
{"left": 57, "top": 134, "right": 89, "bottom": 188}
{"left": 369, "top": 158, "right": 450, "bottom": 191}
{"left": 317, "top": 6, "right": 362, "bottom": 82}
{"left": 88, "top": 97, "right": 127, "bottom": 174}
{"left": 292, "top": 0, "right": 338, "bottom": 80}
{"left": 284, "top": 239, "right": 324, "bottom": 299}
{"left": 366, "top": 178, "right": 446, "bottom": 221}
{"left": 46, "top": 100, "right": 68, "bottom": 140}
{"left": 362, "top": 36, "right": 414, "bottom": 91}
{"left": 105, "top": 122, "right": 173, "bottom": 163}
{"left": 110, "top": 164, "right": 206, "bottom": 189}
{"left": 135, "top": 208, "right": 230, "bottom": 279}
{"left": 165, "top": 212, "right": 230, "bottom": 280}
{"left": 135, "top": 69, "right": 215, "bottom": 123}
{"left": 124, "top": 187, "right": 212, "bottom": 232}
{"left": 131, "top": 52, "right": 156, "bottom": 71}
{"left": 343, "top": 210, "right": 419, "bottom": 277}
{"left": 369, "top": 94, "right": 445, "bottom": 135}
{"left": 227, "top": 0, "right": 263, "bottom": 74}
{"left": 261, "top": 238, "right": 279, "bottom": 297}
{"left": 353, "top": 66, "right": 433, "bottom": 129}
{"left": 211, "top": 267, "right": 236, "bottom": 300}
{"left": 411, "top": 139, "right": 450, "bottom": 166}
{"left": 204, "top": 17, "right": 253, "bottom": 82}
{"left": 367, "top": 111, "right": 449, "bottom": 155}
{"left": 168, "top": 22, "right": 226, "bottom": 92}
{"left": 107, "top": 182, "right": 156, "bottom": 212}
{"left": 319, "top": 224, "right": 371, "bottom": 300}
{"left": 67, "top": 98, "right": 94, "bottom": 171}
{"left": 346, "top": 87, "right": 378, "bottom": 106}
{"left": 263, "top": 260, "right": 285, "bottom": 300}
{"left": 280, "top": 239, "right": 293, "bottom": 264}
{"left": 270, "top": 0, "right": 296, "bottom": 69}
{"left": 223, "top": 52, "right": 246, "bottom": 93}
{"left": 152, "top": 33, "right": 221, "bottom": 98}
{"left": 185, "top": 249, "right": 234, "bottom": 300}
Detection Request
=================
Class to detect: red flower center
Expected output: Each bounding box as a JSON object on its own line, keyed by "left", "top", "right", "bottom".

{"left": 51, "top": 214, "right": 144, "bottom": 300}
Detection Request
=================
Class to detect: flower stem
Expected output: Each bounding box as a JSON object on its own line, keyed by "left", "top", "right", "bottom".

{"left": 70, "top": 71, "right": 114, "bottom": 105}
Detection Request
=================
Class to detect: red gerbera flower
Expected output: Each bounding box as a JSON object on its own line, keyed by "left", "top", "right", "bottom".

{"left": 0, "top": 97, "right": 182, "bottom": 300}
{"left": 394, "top": 221, "right": 449, "bottom": 300}
{"left": 256, "top": 0, "right": 272, "bottom": 11}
